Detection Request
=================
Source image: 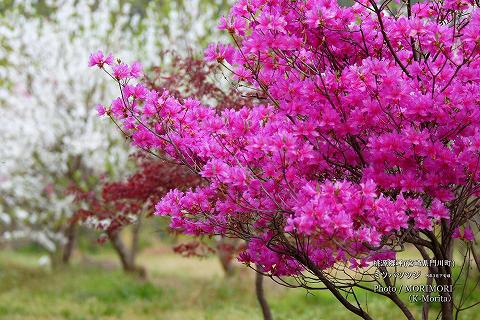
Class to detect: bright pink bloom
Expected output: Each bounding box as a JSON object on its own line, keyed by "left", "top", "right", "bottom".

{"left": 204, "top": 43, "right": 235, "bottom": 63}
{"left": 111, "top": 97, "right": 125, "bottom": 117}
{"left": 129, "top": 61, "right": 143, "bottom": 78}
{"left": 113, "top": 63, "right": 130, "bottom": 80}
{"left": 88, "top": 50, "right": 113, "bottom": 68}
{"left": 453, "top": 227, "right": 475, "bottom": 241}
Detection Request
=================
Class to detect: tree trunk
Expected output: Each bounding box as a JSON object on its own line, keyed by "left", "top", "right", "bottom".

{"left": 422, "top": 276, "right": 433, "bottom": 320}
{"left": 440, "top": 297, "right": 453, "bottom": 320}
{"left": 108, "top": 231, "right": 146, "bottom": 278}
{"left": 437, "top": 271, "right": 454, "bottom": 320}
{"left": 255, "top": 264, "right": 273, "bottom": 320}
{"left": 62, "top": 222, "right": 77, "bottom": 264}
{"left": 129, "top": 214, "right": 142, "bottom": 267}
{"left": 438, "top": 237, "right": 454, "bottom": 320}
{"left": 471, "top": 242, "right": 480, "bottom": 273}
{"left": 218, "top": 251, "right": 234, "bottom": 276}
{"left": 109, "top": 231, "right": 131, "bottom": 270}
{"left": 217, "top": 238, "right": 235, "bottom": 277}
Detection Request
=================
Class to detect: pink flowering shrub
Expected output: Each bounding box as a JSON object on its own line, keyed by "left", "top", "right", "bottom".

{"left": 92, "top": 1, "right": 480, "bottom": 319}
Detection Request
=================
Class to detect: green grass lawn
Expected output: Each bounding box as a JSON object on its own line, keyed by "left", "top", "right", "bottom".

{"left": 0, "top": 248, "right": 478, "bottom": 320}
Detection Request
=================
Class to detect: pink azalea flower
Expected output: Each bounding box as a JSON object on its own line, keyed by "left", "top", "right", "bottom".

{"left": 113, "top": 63, "right": 130, "bottom": 80}
{"left": 111, "top": 97, "right": 125, "bottom": 116}
{"left": 88, "top": 50, "right": 113, "bottom": 68}
{"left": 129, "top": 61, "right": 143, "bottom": 78}
{"left": 204, "top": 43, "right": 235, "bottom": 63}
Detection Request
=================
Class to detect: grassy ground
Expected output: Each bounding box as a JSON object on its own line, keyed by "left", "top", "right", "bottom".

{"left": 0, "top": 246, "right": 479, "bottom": 320}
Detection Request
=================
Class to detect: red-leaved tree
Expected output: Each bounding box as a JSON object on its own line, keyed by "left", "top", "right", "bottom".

{"left": 73, "top": 154, "right": 200, "bottom": 276}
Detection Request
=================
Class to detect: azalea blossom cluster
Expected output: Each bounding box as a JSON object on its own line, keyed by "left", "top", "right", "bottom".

{"left": 93, "top": 0, "right": 480, "bottom": 318}
{"left": 82, "top": 51, "right": 249, "bottom": 274}
{"left": 82, "top": 50, "right": 248, "bottom": 236}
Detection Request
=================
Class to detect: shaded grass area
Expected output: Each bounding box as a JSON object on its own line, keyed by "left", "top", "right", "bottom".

{"left": 0, "top": 249, "right": 479, "bottom": 320}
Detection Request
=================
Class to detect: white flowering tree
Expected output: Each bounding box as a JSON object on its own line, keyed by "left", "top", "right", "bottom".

{"left": 0, "top": 0, "right": 227, "bottom": 266}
